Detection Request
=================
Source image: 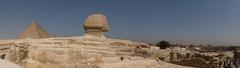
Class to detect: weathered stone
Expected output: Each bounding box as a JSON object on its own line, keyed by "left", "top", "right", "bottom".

{"left": 84, "top": 14, "right": 108, "bottom": 38}
{"left": 0, "top": 59, "right": 22, "bottom": 68}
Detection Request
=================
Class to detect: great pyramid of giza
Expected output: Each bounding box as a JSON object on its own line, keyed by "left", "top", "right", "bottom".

{"left": 18, "top": 20, "right": 49, "bottom": 39}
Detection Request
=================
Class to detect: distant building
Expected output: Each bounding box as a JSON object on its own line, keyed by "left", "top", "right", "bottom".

{"left": 234, "top": 47, "right": 240, "bottom": 68}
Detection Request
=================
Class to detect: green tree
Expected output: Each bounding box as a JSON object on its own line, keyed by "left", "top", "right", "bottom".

{"left": 156, "top": 40, "right": 171, "bottom": 49}
{"left": 189, "top": 44, "right": 195, "bottom": 48}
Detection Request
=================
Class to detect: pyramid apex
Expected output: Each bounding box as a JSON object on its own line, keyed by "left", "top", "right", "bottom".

{"left": 31, "top": 20, "right": 39, "bottom": 25}
{"left": 18, "top": 21, "right": 49, "bottom": 39}
{"left": 32, "top": 20, "right": 37, "bottom": 23}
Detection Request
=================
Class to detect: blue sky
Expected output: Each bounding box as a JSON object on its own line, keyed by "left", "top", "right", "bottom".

{"left": 0, "top": 0, "right": 240, "bottom": 45}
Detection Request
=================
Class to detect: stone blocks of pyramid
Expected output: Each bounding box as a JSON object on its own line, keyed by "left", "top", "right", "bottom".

{"left": 18, "top": 21, "right": 49, "bottom": 39}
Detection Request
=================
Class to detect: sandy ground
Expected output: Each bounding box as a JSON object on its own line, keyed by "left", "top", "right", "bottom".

{"left": 0, "top": 59, "right": 22, "bottom": 68}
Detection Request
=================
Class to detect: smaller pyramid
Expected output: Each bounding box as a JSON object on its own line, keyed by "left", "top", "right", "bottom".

{"left": 18, "top": 20, "right": 49, "bottom": 39}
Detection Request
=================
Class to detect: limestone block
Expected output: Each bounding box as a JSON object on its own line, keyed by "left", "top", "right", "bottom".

{"left": 0, "top": 59, "right": 22, "bottom": 68}
{"left": 25, "top": 45, "right": 109, "bottom": 68}
{"left": 99, "top": 59, "right": 160, "bottom": 68}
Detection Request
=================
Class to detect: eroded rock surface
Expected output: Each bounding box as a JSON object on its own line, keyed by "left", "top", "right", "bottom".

{"left": 0, "top": 36, "right": 184, "bottom": 68}
{"left": 0, "top": 35, "right": 194, "bottom": 68}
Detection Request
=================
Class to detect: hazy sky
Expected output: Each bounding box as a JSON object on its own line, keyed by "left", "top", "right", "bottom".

{"left": 0, "top": 0, "right": 240, "bottom": 45}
